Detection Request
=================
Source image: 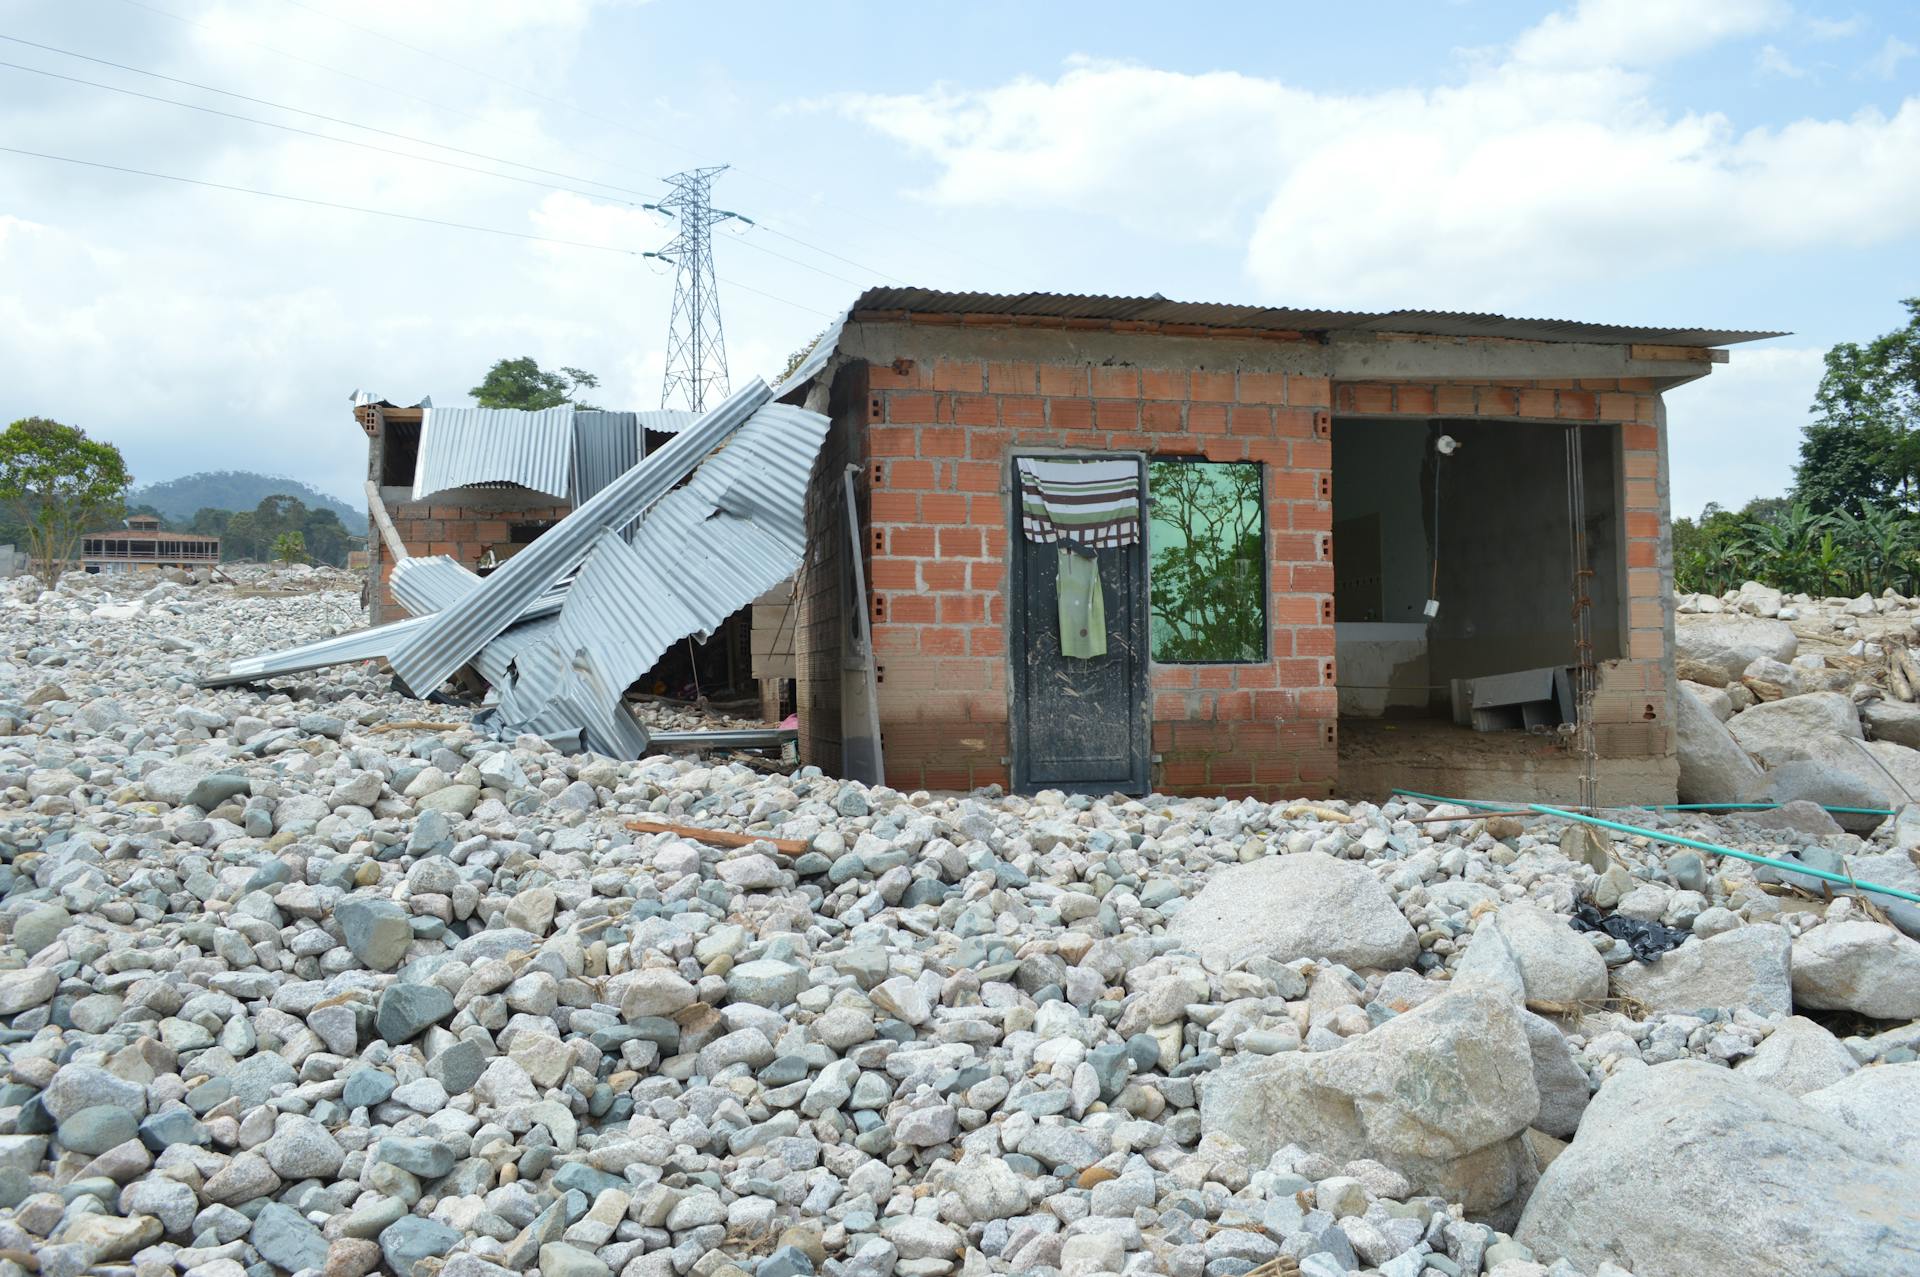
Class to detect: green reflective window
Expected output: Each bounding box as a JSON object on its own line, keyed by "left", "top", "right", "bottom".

{"left": 1148, "top": 460, "right": 1266, "bottom": 662}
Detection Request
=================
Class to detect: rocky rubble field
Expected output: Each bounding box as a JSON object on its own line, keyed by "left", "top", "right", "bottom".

{"left": 0, "top": 569, "right": 1916, "bottom": 1277}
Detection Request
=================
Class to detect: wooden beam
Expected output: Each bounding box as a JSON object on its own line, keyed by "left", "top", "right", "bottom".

{"left": 364, "top": 479, "right": 409, "bottom": 564}
{"left": 1628, "top": 343, "right": 1727, "bottom": 363}
{"left": 625, "top": 819, "right": 809, "bottom": 853}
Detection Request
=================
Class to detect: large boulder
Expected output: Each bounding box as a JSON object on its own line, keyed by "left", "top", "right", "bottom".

{"left": 1519, "top": 1008, "right": 1591, "bottom": 1138}
{"left": 1757, "top": 735, "right": 1902, "bottom": 832}
{"left": 1674, "top": 684, "right": 1763, "bottom": 805}
{"left": 1200, "top": 987, "right": 1538, "bottom": 1214}
{"left": 1735, "top": 1016, "right": 1859, "bottom": 1096}
{"left": 1675, "top": 617, "right": 1797, "bottom": 683}
{"left": 1802, "top": 1062, "right": 1920, "bottom": 1148}
{"left": 1167, "top": 851, "right": 1417, "bottom": 970}
{"left": 1454, "top": 903, "right": 1608, "bottom": 1006}
{"left": 1862, "top": 699, "right": 1920, "bottom": 749}
{"left": 1726, "top": 693, "right": 1862, "bottom": 767}
{"left": 1612, "top": 923, "right": 1792, "bottom": 1018}
{"left": 1516, "top": 1061, "right": 1920, "bottom": 1277}
{"left": 1791, "top": 919, "right": 1920, "bottom": 1020}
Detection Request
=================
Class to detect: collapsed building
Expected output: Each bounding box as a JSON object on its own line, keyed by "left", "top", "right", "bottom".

{"left": 220, "top": 287, "right": 1778, "bottom": 803}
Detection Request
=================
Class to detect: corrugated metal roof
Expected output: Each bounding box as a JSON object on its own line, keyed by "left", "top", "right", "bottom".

{"left": 841, "top": 286, "right": 1783, "bottom": 348}
{"left": 386, "top": 379, "right": 793, "bottom": 698}
{"left": 570, "top": 412, "right": 644, "bottom": 507}
{"left": 413, "top": 405, "right": 574, "bottom": 501}
{"left": 478, "top": 396, "right": 831, "bottom": 755}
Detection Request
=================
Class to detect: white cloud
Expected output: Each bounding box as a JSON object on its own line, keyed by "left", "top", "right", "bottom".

{"left": 1509, "top": 0, "right": 1787, "bottom": 69}
{"left": 1755, "top": 44, "right": 1808, "bottom": 77}
{"left": 1805, "top": 14, "right": 1866, "bottom": 40}
{"left": 1867, "top": 35, "right": 1916, "bottom": 79}
{"left": 1666, "top": 346, "right": 1825, "bottom": 517}
{"left": 839, "top": 2, "right": 1920, "bottom": 309}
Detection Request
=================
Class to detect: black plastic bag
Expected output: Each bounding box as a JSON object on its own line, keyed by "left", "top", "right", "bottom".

{"left": 1570, "top": 901, "right": 1690, "bottom": 962}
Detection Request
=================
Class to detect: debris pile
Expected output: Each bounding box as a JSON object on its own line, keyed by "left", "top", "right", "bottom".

{"left": 212, "top": 378, "right": 828, "bottom": 761}
{"left": 0, "top": 570, "right": 1916, "bottom": 1277}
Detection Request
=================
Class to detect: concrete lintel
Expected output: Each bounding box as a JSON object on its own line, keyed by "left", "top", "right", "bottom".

{"left": 841, "top": 319, "right": 1332, "bottom": 376}
{"left": 1328, "top": 331, "right": 1720, "bottom": 384}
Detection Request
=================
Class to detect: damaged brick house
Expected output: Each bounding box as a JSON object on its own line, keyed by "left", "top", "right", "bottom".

{"left": 777, "top": 288, "right": 1776, "bottom": 803}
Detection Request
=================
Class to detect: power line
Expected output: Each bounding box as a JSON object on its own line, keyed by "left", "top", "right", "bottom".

{"left": 0, "top": 32, "right": 660, "bottom": 200}
{"left": 271, "top": 0, "right": 938, "bottom": 281}
{"left": 0, "top": 58, "right": 667, "bottom": 208}
{"left": 0, "top": 144, "right": 834, "bottom": 316}
{"left": 4, "top": 37, "right": 869, "bottom": 286}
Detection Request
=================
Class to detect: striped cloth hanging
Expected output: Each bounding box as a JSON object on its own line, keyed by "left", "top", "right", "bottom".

{"left": 1016, "top": 457, "right": 1141, "bottom": 548}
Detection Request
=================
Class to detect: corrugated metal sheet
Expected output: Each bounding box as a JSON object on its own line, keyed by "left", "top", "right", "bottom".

{"left": 413, "top": 405, "right": 574, "bottom": 501}
{"left": 477, "top": 395, "right": 831, "bottom": 755}
{"left": 840, "top": 286, "right": 1784, "bottom": 348}
{"left": 389, "top": 554, "right": 479, "bottom": 617}
{"left": 386, "top": 379, "right": 792, "bottom": 698}
{"left": 636, "top": 409, "right": 699, "bottom": 435}
{"left": 570, "top": 412, "right": 643, "bottom": 507}
{"left": 202, "top": 612, "right": 432, "bottom": 688}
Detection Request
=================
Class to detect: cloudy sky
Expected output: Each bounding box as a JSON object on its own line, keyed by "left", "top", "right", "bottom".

{"left": 3, "top": 0, "right": 1916, "bottom": 517}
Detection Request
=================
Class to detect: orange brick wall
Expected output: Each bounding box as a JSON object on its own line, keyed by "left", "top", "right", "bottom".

{"left": 862, "top": 353, "right": 1339, "bottom": 799}
{"left": 368, "top": 495, "right": 571, "bottom": 625}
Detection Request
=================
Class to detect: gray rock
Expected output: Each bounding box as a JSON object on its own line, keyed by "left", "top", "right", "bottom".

{"left": 374, "top": 1136, "right": 455, "bottom": 1179}
{"left": 336, "top": 898, "right": 412, "bottom": 972}
{"left": 1863, "top": 698, "right": 1920, "bottom": 748}
{"left": 1516, "top": 1061, "right": 1920, "bottom": 1277}
{"left": 1676, "top": 617, "right": 1797, "bottom": 683}
{"left": 1802, "top": 1061, "right": 1920, "bottom": 1146}
{"left": 727, "top": 959, "right": 805, "bottom": 1008}
{"left": 1201, "top": 987, "right": 1537, "bottom": 1214}
{"left": 55, "top": 1105, "right": 137, "bottom": 1155}
{"left": 1728, "top": 693, "right": 1864, "bottom": 766}
{"left": 1614, "top": 923, "right": 1792, "bottom": 1017}
{"left": 252, "top": 1202, "right": 329, "bottom": 1273}
{"left": 1737, "top": 1016, "right": 1860, "bottom": 1096}
{"left": 1167, "top": 851, "right": 1418, "bottom": 970}
{"left": 380, "top": 1216, "right": 461, "bottom": 1277}
{"left": 540, "top": 1243, "right": 612, "bottom": 1277}
{"left": 1791, "top": 919, "right": 1920, "bottom": 1019}
{"left": 0, "top": 967, "right": 58, "bottom": 1015}
{"left": 44, "top": 1064, "right": 147, "bottom": 1122}
{"left": 261, "top": 1114, "right": 345, "bottom": 1179}
{"left": 1520, "top": 1010, "right": 1591, "bottom": 1139}
{"left": 376, "top": 982, "right": 455, "bottom": 1043}
{"left": 1674, "top": 684, "right": 1764, "bottom": 805}
{"left": 12, "top": 906, "right": 70, "bottom": 958}
{"left": 1455, "top": 903, "right": 1608, "bottom": 1005}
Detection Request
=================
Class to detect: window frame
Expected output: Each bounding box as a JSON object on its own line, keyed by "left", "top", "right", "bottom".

{"left": 1145, "top": 455, "right": 1269, "bottom": 666}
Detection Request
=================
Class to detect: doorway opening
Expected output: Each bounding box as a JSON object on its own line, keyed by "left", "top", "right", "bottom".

{"left": 1330, "top": 417, "right": 1628, "bottom": 799}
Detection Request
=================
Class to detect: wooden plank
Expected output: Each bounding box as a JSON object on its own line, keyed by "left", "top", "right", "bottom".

{"left": 625, "top": 819, "right": 809, "bottom": 853}
{"left": 364, "top": 479, "right": 410, "bottom": 564}
{"left": 1628, "top": 343, "right": 1726, "bottom": 363}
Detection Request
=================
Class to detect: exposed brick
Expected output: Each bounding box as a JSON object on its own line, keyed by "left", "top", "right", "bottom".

{"left": 922, "top": 428, "right": 966, "bottom": 457}
{"left": 922, "top": 493, "right": 971, "bottom": 524}
{"left": 1191, "top": 370, "right": 1236, "bottom": 402}
{"left": 1189, "top": 405, "right": 1229, "bottom": 434}
{"left": 932, "top": 358, "right": 984, "bottom": 391}
{"left": 1095, "top": 400, "right": 1141, "bottom": 430}
{"left": 1045, "top": 398, "right": 1091, "bottom": 430}
{"left": 1039, "top": 364, "right": 1089, "bottom": 396}
{"left": 871, "top": 491, "right": 918, "bottom": 522}
{"left": 1229, "top": 405, "right": 1272, "bottom": 435}
{"left": 939, "top": 526, "right": 983, "bottom": 557}
{"left": 1517, "top": 388, "right": 1557, "bottom": 418}
{"left": 952, "top": 396, "right": 998, "bottom": 427}
{"left": 1142, "top": 368, "right": 1187, "bottom": 400}
{"left": 1091, "top": 365, "right": 1140, "bottom": 398}
{"left": 1394, "top": 385, "right": 1435, "bottom": 414}
{"left": 886, "top": 459, "right": 935, "bottom": 490}
{"left": 986, "top": 361, "right": 1037, "bottom": 394}
{"left": 921, "top": 560, "right": 968, "bottom": 590}
{"left": 887, "top": 392, "right": 942, "bottom": 424}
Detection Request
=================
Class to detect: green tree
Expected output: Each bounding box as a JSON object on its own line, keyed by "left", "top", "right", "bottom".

{"left": 1147, "top": 461, "right": 1265, "bottom": 661}
{"left": 223, "top": 510, "right": 262, "bottom": 561}
{"left": 271, "top": 530, "right": 307, "bottom": 563}
{"left": 469, "top": 357, "right": 601, "bottom": 411}
{"left": 0, "top": 417, "right": 132, "bottom": 588}
{"left": 1794, "top": 299, "right": 1920, "bottom": 514}
{"left": 187, "top": 507, "right": 233, "bottom": 538}
{"left": 299, "top": 506, "right": 350, "bottom": 566}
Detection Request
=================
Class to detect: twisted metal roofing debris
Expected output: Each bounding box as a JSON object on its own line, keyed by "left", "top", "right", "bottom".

{"left": 838, "top": 286, "right": 1784, "bottom": 348}
{"left": 386, "top": 377, "right": 802, "bottom": 697}
{"left": 412, "top": 405, "right": 574, "bottom": 501}
{"left": 476, "top": 398, "right": 830, "bottom": 754}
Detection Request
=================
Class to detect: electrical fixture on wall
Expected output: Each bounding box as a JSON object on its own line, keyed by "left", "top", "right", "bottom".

{"left": 1425, "top": 434, "right": 1460, "bottom": 619}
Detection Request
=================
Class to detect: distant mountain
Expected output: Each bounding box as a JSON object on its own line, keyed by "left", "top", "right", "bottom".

{"left": 132, "top": 471, "right": 366, "bottom": 532}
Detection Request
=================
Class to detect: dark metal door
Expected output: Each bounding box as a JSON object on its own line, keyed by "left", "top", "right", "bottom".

{"left": 1008, "top": 454, "right": 1150, "bottom": 793}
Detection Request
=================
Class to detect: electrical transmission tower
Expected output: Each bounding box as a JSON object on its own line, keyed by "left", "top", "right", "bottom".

{"left": 655, "top": 166, "right": 744, "bottom": 412}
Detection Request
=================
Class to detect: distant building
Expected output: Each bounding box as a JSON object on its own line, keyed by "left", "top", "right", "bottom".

{"left": 81, "top": 515, "right": 220, "bottom": 574}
